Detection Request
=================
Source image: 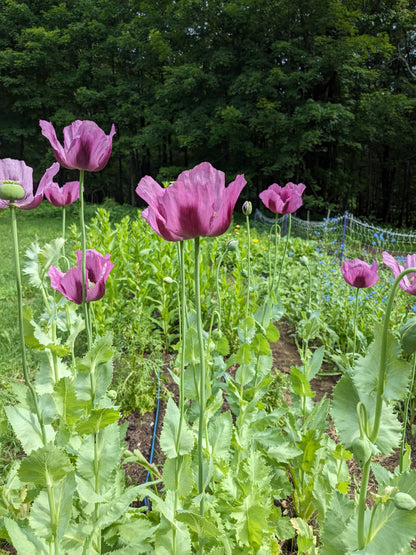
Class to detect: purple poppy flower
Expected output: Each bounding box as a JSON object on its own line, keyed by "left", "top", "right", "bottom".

{"left": 135, "top": 162, "right": 246, "bottom": 241}
{"left": 39, "top": 120, "right": 116, "bottom": 172}
{"left": 0, "top": 159, "right": 59, "bottom": 210}
{"left": 48, "top": 249, "right": 113, "bottom": 304}
{"left": 341, "top": 259, "right": 379, "bottom": 288}
{"left": 383, "top": 251, "right": 416, "bottom": 295}
{"left": 259, "top": 182, "right": 306, "bottom": 214}
{"left": 40, "top": 178, "right": 80, "bottom": 207}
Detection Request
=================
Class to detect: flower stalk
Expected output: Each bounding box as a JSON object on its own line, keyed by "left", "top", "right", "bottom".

{"left": 370, "top": 267, "right": 416, "bottom": 443}
{"left": 10, "top": 205, "right": 47, "bottom": 443}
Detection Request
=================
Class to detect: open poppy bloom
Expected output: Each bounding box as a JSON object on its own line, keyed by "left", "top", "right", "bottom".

{"left": 0, "top": 159, "right": 59, "bottom": 210}
{"left": 382, "top": 251, "right": 416, "bottom": 295}
{"left": 341, "top": 258, "right": 379, "bottom": 288}
{"left": 259, "top": 182, "right": 306, "bottom": 214}
{"left": 39, "top": 120, "right": 116, "bottom": 172}
{"left": 136, "top": 161, "right": 246, "bottom": 241}
{"left": 40, "top": 178, "right": 80, "bottom": 207}
{"left": 48, "top": 249, "right": 113, "bottom": 304}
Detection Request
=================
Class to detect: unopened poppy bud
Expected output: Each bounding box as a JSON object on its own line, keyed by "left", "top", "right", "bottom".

{"left": 226, "top": 239, "right": 238, "bottom": 252}
{"left": 299, "top": 256, "right": 309, "bottom": 267}
{"left": 163, "top": 276, "right": 174, "bottom": 284}
{"left": 242, "top": 201, "right": 252, "bottom": 216}
{"left": 107, "top": 389, "right": 117, "bottom": 400}
{"left": 400, "top": 317, "right": 416, "bottom": 354}
{"left": 393, "top": 492, "right": 416, "bottom": 511}
{"left": 0, "top": 181, "right": 25, "bottom": 201}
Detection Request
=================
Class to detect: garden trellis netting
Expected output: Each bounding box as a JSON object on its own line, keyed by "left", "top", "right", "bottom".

{"left": 254, "top": 208, "right": 416, "bottom": 258}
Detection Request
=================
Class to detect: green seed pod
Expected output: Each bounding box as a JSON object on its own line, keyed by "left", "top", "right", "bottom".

{"left": 352, "top": 437, "right": 372, "bottom": 468}
{"left": 400, "top": 317, "right": 416, "bottom": 355}
{"left": 393, "top": 492, "right": 416, "bottom": 511}
{"left": 0, "top": 181, "right": 25, "bottom": 201}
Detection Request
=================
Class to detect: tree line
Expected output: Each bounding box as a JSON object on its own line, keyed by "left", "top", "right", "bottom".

{"left": 1, "top": 0, "right": 416, "bottom": 225}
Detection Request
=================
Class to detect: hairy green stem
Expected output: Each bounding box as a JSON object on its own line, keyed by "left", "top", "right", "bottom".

{"left": 370, "top": 267, "right": 416, "bottom": 443}
{"left": 79, "top": 170, "right": 92, "bottom": 350}
{"left": 62, "top": 205, "right": 66, "bottom": 259}
{"left": 10, "top": 206, "right": 47, "bottom": 444}
{"left": 352, "top": 288, "right": 360, "bottom": 364}
{"left": 357, "top": 457, "right": 371, "bottom": 549}
{"left": 400, "top": 354, "right": 416, "bottom": 472}
{"left": 194, "top": 238, "right": 206, "bottom": 553}
{"left": 275, "top": 214, "right": 291, "bottom": 296}
{"left": 245, "top": 213, "right": 252, "bottom": 318}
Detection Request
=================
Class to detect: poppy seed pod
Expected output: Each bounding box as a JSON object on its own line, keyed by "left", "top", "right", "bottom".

{"left": 0, "top": 181, "right": 26, "bottom": 201}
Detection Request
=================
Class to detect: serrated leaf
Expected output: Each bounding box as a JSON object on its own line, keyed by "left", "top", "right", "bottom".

{"left": 306, "top": 345, "right": 325, "bottom": 380}
{"left": 23, "top": 238, "right": 65, "bottom": 288}
{"left": 237, "top": 317, "right": 256, "bottom": 344}
{"left": 4, "top": 518, "right": 48, "bottom": 554}
{"left": 96, "top": 486, "right": 141, "bottom": 529}
{"left": 208, "top": 411, "right": 233, "bottom": 464}
{"left": 53, "top": 377, "right": 89, "bottom": 426}
{"left": 29, "top": 473, "right": 76, "bottom": 540}
{"left": 268, "top": 442, "right": 303, "bottom": 463}
{"left": 19, "top": 444, "right": 73, "bottom": 487}
{"left": 176, "top": 510, "right": 220, "bottom": 538}
{"left": 265, "top": 321, "right": 280, "bottom": 342}
{"left": 183, "top": 327, "right": 200, "bottom": 364}
{"left": 75, "top": 334, "right": 113, "bottom": 403}
{"left": 234, "top": 343, "right": 252, "bottom": 365}
{"left": 154, "top": 513, "right": 192, "bottom": 555}
{"left": 331, "top": 373, "right": 401, "bottom": 454}
{"left": 290, "top": 366, "right": 314, "bottom": 398}
{"left": 162, "top": 455, "right": 194, "bottom": 497}
{"left": 231, "top": 493, "right": 267, "bottom": 550}
{"left": 251, "top": 333, "right": 271, "bottom": 356}
{"left": 35, "top": 356, "right": 72, "bottom": 395}
{"left": 76, "top": 423, "right": 121, "bottom": 492}
{"left": 23, "top": 307, "right": 69, "bottom": 356}
{"left": 319, "top": 491, "right": 354, "bottom": 555}
{"left": 214, "top": 334, "right": 229, "bottom": 356}
{"left": 353, "top": 326, "right": 411, "bottom": 402}
{"left": 160, "top": 398, "right": 194, "bottom": 458}
{"left": 5, "top": 405, "right": 55, "bottom": 454}
{"left": 75, "top": 408, "right": 120, "bottom": 435}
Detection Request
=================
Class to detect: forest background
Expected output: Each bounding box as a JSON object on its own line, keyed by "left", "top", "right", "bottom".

{"left": 1, "top": 0, "right": 416, "bottom": 226}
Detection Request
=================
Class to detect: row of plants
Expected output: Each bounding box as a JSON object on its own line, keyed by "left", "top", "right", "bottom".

{"left": 0, "top": 119, "right": 415, "bottom": 553}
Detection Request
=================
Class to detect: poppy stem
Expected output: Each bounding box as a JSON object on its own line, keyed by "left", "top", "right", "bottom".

{"left": 9, "top": 205, "right": 47, "bottom": 444}
{"left": 194, "top": 237, "right": 206, "bottom": 526}
{"left": 275, "top": 214, "right": 291, "bottom": 297}
{"left": 352, "top": 288, "right": 360, "bottom": 364}
{"left": 78, "top": 170, "right": 92, "bottom": 349}
{"left": 245, "top": 212, "right": 252, "bottom": 318}
{"left": 370, "top": 267, "right": 416, "bottom": 443}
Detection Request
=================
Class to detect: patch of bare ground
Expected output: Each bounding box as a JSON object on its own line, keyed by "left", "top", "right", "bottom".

{"left": 120, "top": 318, "right": 415, "bottom": 551}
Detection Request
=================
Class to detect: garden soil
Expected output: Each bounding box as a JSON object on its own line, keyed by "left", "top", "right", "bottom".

{"left": 122, "top": 319, "right": 416, "bottom": 552}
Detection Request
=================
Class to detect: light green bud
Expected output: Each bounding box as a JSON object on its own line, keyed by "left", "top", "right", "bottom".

{"left": 393, "top": 492, "right": 416, "bottom": 511}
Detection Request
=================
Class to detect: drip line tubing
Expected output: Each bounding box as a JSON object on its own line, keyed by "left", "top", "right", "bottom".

{"left": 144, "top": 360, "right": 162, "bottom": 508}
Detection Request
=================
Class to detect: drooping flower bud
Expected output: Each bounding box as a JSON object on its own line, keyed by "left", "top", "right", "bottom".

{"left": 226, "top": 239, "right": 238, "bottom": 252}
{"left": 400, "top": 317, "right": 416, "bottom": 354}
{"left": 242, "top": 201, "right": 252, "bottom": 216}
{"left": 0, "top": 180, "right": 25, "bottom": 201}
{"left": 163, "top": 276, "right": 175, "bottom": 284}
{"left": 299, "top": 256, "right": 309, "bottom": 267}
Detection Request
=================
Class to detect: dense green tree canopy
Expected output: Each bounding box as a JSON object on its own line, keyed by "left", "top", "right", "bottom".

{"left": 0, "top": 0, "right": 415, "bottom": 224}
